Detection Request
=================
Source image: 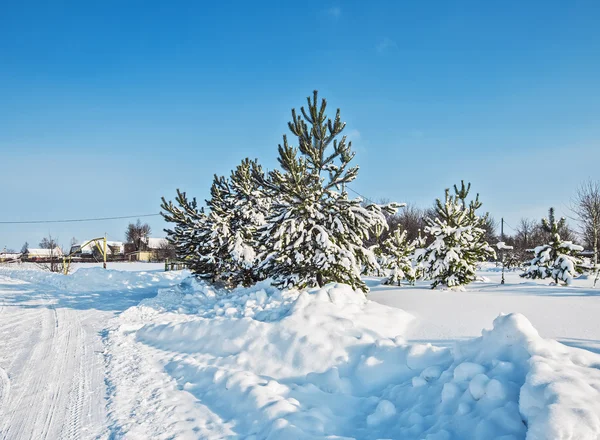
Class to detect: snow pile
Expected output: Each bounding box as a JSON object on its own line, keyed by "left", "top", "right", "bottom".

{"left": 107, "top": 279, "right": 600, "bottom": 439}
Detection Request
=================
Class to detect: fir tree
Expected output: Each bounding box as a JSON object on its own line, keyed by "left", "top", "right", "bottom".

{"left": 381, "top": 228, "right": 418, "bottom": 286}
{"left": 416, "top": 181, "right": 496, "bottom": 289}
{"left": 521, "top": 208, "right": 583, "bottom": 285}
{"left": 257, "top": 91, "right": 400, "bottom": 292}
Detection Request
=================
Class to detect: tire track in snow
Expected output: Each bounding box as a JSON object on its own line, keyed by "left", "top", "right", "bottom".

{"left": 0, "top": 305, "right": 58, "bottom": 440}
{"left": 0, "top": 281, "right": 9, "bottom": 420}
{"left": 0, "top": 367, "right": 9, "bottom": 420}
{"left": 0, "top": 278, "right": 99, "bottom": 440}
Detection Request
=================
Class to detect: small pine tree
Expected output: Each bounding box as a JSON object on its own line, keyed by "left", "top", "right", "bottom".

{"left": 223, "top": 159, "right": 270, "bottom": 285}
{"left": 257, "top": 91, "right": 400, "bottom": 292}
{"left": 161, "top": 190, "right": 216, "bottom": 280}
{"left": 161, "top": 159, "right": 270, "bottom": 287}
{"left": 365, "top": 222, "right": 388, "bottom": 277}
{"left": 521, "top": 208, "right": 583, "bottom": 285}
{"left": 416, "top": 181, "right": 496, "bottom": 289}
{"left": 381, "top": 228, "right": 418, "bottom": 286}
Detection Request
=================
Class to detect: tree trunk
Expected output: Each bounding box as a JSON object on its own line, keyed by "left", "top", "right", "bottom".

{"left": 594, "top": 226, "right": 598, "bottom": 267}
{"left": 316, "top": 272, "right": 324, "bottom": 287}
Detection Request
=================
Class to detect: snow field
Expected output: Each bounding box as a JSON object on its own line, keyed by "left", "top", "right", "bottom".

{"left": 0, "top": 265, "right": 187, "bottom": 293}
{"left": 107, "top": 276, "right": 600, "bottom": 439}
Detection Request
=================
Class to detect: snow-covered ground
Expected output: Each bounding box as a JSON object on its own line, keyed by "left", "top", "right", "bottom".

{"left": 0, "top": 264, "right": 599, "bottom": 439}
{"left": 369, "top": 267, "right": 600, "bottom": 355}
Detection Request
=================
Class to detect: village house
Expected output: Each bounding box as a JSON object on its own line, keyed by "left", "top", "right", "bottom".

{"left": 22, "top": 247, "right": 63, "bottom": 261}
{"left": 0, "top": 252, "right": 22, "bottom": 263}
{"left": 125, "top": 237, "right": 170, "bottom": 261}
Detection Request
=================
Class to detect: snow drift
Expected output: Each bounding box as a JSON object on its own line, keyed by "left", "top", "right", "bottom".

{"left": 106, "top": 277, "right": 600, "bottom": 440}
{"left": 0, "top": 265, "right": 189, "bottom": 293}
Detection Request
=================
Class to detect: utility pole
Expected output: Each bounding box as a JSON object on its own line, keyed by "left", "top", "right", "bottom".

{"left": 501, "top": 218, "right": 505, "bottom": 285}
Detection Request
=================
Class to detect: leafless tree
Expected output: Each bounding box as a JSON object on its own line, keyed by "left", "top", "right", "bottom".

{"left": 20, "top": 242, "right": 28, "bottom": 253}
{"left": 39, "top": 237, "right": 58, "bottom": 249}
{"left": 572, "top": 180, "right": 600, "bottom": 267}
{"left": 512, "top": 218, "right": 544, "bottom": 263}
{"left": 126, "top": 219, "right": 152, "bottom": 251}
{"left": 152, "top": 241, "right": 177, "bottom": 261}
{"left": 397, "top": 204, "right": 428, "bottom": 242}
{"left": 482, "top": 215, "right": 498, "bottom": 246}
{"left": 38, "top": 234, "right": 67, "bottom": 273}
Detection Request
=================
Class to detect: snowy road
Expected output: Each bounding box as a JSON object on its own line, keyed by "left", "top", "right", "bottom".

{"left": 0, "top": 268, "right": 187, "bottom": 440}
{"left": 0, "top": 276, "right": 106, "bottom": 439}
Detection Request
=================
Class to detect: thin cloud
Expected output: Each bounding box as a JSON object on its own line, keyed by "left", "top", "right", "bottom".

{"left": 326, "top": 7, "right": 341, "bottom": 18}
{"left": 346, "top": 129, "right": 361, "bottom": 140}
{"left": 376, "top": 37, "right": 398, "bottom": 54}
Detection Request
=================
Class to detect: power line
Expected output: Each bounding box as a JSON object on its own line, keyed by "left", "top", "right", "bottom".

{"left": 503, "top": 220, "right": 517, "bottom": 232}
{"left": 346, "top": 185, "right": 376, "bottom": 204}
{"left": 0, "top": 213, "right": 161, "bottom": 225}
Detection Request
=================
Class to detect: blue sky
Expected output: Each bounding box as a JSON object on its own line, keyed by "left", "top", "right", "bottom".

{"left": 1, "top": 0, "right": 599, "bottom": 250}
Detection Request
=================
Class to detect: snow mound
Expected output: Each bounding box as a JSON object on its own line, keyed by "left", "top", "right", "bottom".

{"left": 107, "top": 280, "right": 600, "bottom": 439}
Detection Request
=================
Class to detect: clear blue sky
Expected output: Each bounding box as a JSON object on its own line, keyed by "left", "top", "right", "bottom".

{"left": 1, "top": 0, "right": 599, "bottom": 250}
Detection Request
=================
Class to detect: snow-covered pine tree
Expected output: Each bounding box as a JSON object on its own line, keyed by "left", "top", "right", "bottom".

{"left": 202, "top": 173, "right": 238, "bottom": 283}
{"left": 381, "top": 228, "right": 418, "bottom": 286}
{"left": 411, "top": 229, "right": 427, "bottom": 280}
{"left": 416, "top": 181, "right": 496, "bottom": 289}
{"left": 161, "top": 159, "right": 270, "bottom": 287}
{"left": 160, "top": 190, "right": 215, "bottom": 280}
{"left": 365, "top": 222, "right": 387, "bottom": 277}
{"left": 521, "top": 208, "right": 583, "bottom": 285}
{"left": 257, "top": 91, "right": 400, "bottom": 292}
{"left": 226, "top": 159, "right": 270, "bottom": 285}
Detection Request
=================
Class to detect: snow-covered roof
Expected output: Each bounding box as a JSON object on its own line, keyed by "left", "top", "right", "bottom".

{"left": 26, "top": 248, "right": 63, "bottom": 257}
{"left": 0, "top": 253, "right": 21, "bottom": 259}
{"left": 143, "top": 238, "right": 168, "bottom": 249}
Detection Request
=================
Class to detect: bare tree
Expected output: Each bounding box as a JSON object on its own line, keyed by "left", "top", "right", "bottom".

{"left": 39, "top": 237, "right": 57, "bottom": 249}
{"left": 125, "top": 219, "right": 152, "bottom": 251}
{"left": 482, "top": 215, "right": 498, "bottom": 246}
{"left": 512, "top": 218, "right": 544, "bottom": 263}
{"left": 572, "top": 180, "right": 600, "bottom": 267}
{"left": 152, "top": 240, "right": 177, "bottom": 261}
{"left": 38, "top": 234, "right": 66, "bottom": 273}
{"left": 397, "top": 204, "right": 428, "bottom": 242}
{"left": 20, "top": 242, "right": 29, "bottom": 253}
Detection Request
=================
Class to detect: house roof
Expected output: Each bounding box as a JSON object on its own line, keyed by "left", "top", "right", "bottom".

{"left": 0, "top": 253, "right": 21, "bottom": 259}
{"left": 26, "top": 248, "right": 63, "bottom": 256}
{"left": 143, "top": 237, "right": 168, "bottom": 249}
